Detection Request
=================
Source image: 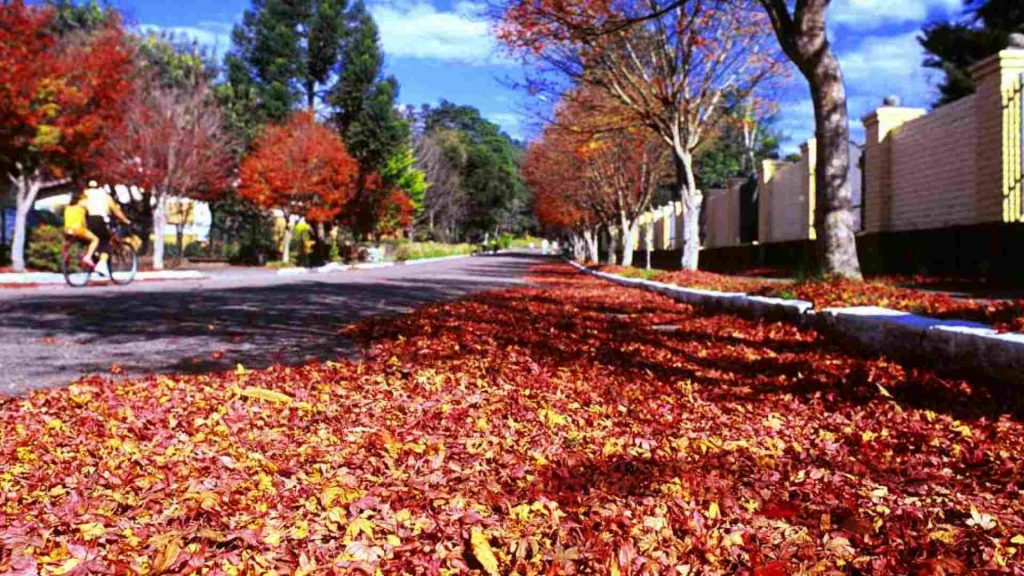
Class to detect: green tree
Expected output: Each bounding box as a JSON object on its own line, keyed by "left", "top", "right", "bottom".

{"left": 418, "top": 102, "right": 530, "bottom": 241}
{"left": 921, "top": 0, "right": 1024, "bottom": 105}
{"left": 328, "top": 1, "right": 411, "bottom": 239}
{"left": 226, "top": 0, "right": 348, "bottom": 120}
{"left": 382, "top": 148, "right": 428, "bottom": 214}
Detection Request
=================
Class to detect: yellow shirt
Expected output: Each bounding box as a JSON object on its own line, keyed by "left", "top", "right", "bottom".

{"left": 64, "top": 205, "right": 87, "bottom": 233}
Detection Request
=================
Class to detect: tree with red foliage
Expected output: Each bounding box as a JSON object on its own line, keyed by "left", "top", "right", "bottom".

{"left": 239, "top": 110, "right": 358, "bottom": 264}
{"left": 524, "top": 89, "right": 670, "bottom": 265}
{"left": 497, "top": 0, "right": 783, "bottom": 271}
{"left": 0, "top": 1, "right": 133, "bottom": 271}
{"left": 97, "top": 72, "right": 234, "bottom": 270}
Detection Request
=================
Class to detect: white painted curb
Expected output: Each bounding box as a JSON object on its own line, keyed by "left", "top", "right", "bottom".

{"left": 317, "top": 262, "right": 352, "bottom": 274}
{"left": 276, "top": 267, "right": 310, "bottom": 276}
{"left": 570, "top": 260, "right": 1024, "bottom": 384}
{"left": 400, "top": 254, "right": 472, "bottom": 266}
{"left": 0, "top": 270, "right": 207, "bottom": 284}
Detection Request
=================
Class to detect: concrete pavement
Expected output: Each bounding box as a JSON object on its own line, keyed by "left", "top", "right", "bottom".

{"left": 0, "top": 252, "right": 546, "bottom": 394}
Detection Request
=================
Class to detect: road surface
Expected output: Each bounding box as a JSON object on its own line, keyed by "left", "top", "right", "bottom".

{"left": 0, "top": 253, "right": 546, "bottom": 394}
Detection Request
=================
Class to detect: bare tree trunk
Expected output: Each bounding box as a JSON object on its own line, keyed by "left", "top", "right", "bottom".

{"left": 672, "top": 152, "right": 702, "bottom": 271}
{"left": 11, "top": 201, "right": 31, "bottom": 273}
{"left": 174, "top": 224, "right": 184, "bottom": 268}
{"left": 810, "top": 59, "right": 862, "bottom": 278}
{"left": 281, "top": 219, "right": 294, "bottom": 265}
{"left": 605, "top": 226, "right": 618, "bottom": 266}
{"left": 759, "top": 0, "right": 862, "bottom": 279}
{"left": 8, "top": 166, "right": 69, "bottom": 272}
{"left": 152, "top": 195, "right": 168, "bottom": 271}
{"left": 619, "top": 212, "right": 638, "bottom": 268}
{"left": 584, "top": 227, "right": 599, "bottom": 263}
{"left": 644, "top": 221, "right": 653, "bottom": 270}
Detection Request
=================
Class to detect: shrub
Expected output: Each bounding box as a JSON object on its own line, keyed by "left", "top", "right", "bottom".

{"left": 27, "top": 225, "right": 63, "bottom": 272}
{"left": 393, "top": 242, "right": 475, "bottom": 262}
{"left": 184, "top": 241, "right": 209, "bottom": 259}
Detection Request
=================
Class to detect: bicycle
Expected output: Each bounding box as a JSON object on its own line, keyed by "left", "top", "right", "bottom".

{"left": 61, "top": 224, "right": 140, "bottom": 287}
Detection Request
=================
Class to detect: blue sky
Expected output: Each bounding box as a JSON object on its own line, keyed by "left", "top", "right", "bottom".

{"left": 118, "top": 0, "right": 967, "bottom": 152}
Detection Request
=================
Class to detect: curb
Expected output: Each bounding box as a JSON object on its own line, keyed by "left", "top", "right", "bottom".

{"left": 277, "top": 254, "right": 474, "bottom": 275}
{"left": 569, "top": 261, "right": 1024, "bottom": 385}
{"left": 0, "top": 270, "right": 208, "bottom": 285}
{"left": 400, "top": 254, "right": 472, "bottom": 266}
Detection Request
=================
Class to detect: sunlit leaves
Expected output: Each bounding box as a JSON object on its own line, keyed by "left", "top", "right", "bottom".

{"left": 0, "top": 263, "right": 1022, "bottom": 573}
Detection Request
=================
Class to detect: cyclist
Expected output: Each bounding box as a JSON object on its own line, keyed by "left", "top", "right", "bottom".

{"left": 83, "top": 181, "right": 131, "bottom": 273}
{"left": 63, "top": 190, "right": 100, "bottom": 268}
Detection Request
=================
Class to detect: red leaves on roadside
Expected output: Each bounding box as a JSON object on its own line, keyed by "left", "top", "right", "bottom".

{"left": 1, "top": 262, "right": 1022, "bottom": 574}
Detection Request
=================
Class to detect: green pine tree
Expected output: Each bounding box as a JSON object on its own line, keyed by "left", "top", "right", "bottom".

{"left": 920, "top": 0, "right": 1024, "bottom": 105}
{"left": 226, "top": 0, "right": 348, "bottom": 121}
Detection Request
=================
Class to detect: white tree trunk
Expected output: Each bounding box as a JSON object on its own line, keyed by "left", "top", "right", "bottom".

{"left": 152, "top": 196, "right": 167, "bottom": 271}
{"left": 644, "top": 222, "right": 654, "bottom": 270}
{"left": 605, "top": 227, "right": 618, "bottom": 266}
{"left": 620, "top": 214, "right": 638, "bottom": 268}
{"left": 281, "top": 222, "right": 294, "bottom": 265}
{"left": 584, "top": 228, "right": 599, "bottom": 263}
{"left": 8, "top": 166, "right": 53, "bottom": 273}
{"left": 11, "top": 203, "right": 30, "bottom": 273}
{"left": 681, "top": 191, "right": 702, "bottom": 271}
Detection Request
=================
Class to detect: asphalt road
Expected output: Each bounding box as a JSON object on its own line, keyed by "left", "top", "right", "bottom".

{"left": 0, "top": 252, "right": 546, "bottom": 394}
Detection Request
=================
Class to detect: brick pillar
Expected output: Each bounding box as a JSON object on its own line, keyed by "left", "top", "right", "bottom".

{"left": 861, "top": 106, "right": 926, "bottom": 233}
{"left": 969, "top": 48, "right": 1024, "bottom": 223}
{"left": 758, "top": 160, "right": 778, "bottom": 244}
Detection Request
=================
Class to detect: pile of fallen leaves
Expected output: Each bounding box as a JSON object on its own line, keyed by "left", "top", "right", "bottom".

{"left": 599, "top": 266, "right": 1024, "bottom": 332}
{"left": 754, "top": 277, "right": 1024, "bottom": 332}
{"left": 2, "top": 263, "right": 1023, "bottom": 575}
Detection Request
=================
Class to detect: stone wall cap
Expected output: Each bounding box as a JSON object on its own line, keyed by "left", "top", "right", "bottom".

{"left": 968, "top": 48, "right": 1024, "bottom": 79}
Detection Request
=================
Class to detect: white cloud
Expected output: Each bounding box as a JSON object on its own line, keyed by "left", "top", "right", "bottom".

{"left": 137, "top": 22, "right": 233, "bottom": 58}
{"left": 485, "top": 112, "right": 524, "bottom": 139}
{"left": 777, "top": 31, "right": 943, "bottom": 152}
{"left": 369, "top": 1, "right": 509, "bottom": 65}
{"left": 829, "top": 0, "right": 961, "bottom": 29}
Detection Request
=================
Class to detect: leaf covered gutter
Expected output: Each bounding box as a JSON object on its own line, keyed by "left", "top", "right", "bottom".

{"left": 570, "top": 260, "right": 1024, "bottom": 385}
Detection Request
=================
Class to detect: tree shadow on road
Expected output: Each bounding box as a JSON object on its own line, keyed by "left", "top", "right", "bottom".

{"left": 0, "top": 254, "right": 546, "bottom": 393}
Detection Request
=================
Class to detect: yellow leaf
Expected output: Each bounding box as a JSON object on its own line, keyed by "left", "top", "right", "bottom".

{"left": 78, "top": 521, "right": 106, "bottom": 540}
{"left": 235, "top": 363, "right": 247, "bottom": 376}
{"left": 346, "top": 517, "right": 375, "bottom": 541}
{"left": 263, "top": 528, "right": 283, "bottom": 546}
{"left": 470, "top": 528, "right": 500, "bottom": 576}
{"left": 1012, "top": 534, "right": 1024, "bottom": 545}
{"left": 706, "top": 501, "right": 720, "bottom": 520}
{"left": 386, "top": 534, "right": 401, "bottom": 547}
{"left": 50, "top": 558, "right": 83, "bottom": 576}
{"left": 237, "top": 386, "right": 292, "bottom": 404}
{"left": 610, "top": 560, "right": 621, "bottom": 576}
{"left": 151, "top": 539, "right": 181, "bottom": 574}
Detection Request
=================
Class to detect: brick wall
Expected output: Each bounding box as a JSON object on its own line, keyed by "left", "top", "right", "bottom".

{"left": 862, "top": 48, "right": 1024, "bottom": 233}
{"left": 889, "top": 96, "right": 979, "bottom": 230}
{"left": 703, "top": 180, "right": 743, "bottom": 248}
{"left": 758, "top": 148, "right": 813, "bottom": 244}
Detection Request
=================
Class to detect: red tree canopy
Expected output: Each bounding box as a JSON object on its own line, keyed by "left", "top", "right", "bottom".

{"left": 0, "top": 1, "right": 134, "bottom": 181}
{"left": 239, "top": 110, "right": 358, "bottom": 222}
{"left": 96, "top": 75, "right": 234, "bottom": 204}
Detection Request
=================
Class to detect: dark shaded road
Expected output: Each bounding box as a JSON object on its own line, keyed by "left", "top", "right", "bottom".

{"left": 0, "top": 253, "right": 546, "bottom": 394}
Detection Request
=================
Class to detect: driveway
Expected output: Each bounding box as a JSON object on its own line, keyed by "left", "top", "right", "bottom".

{"left": 0, "top": 252, "right": 547, "bottom": 394}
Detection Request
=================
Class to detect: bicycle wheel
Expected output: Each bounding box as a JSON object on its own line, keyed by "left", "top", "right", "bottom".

{"left": 62, "top": 241, "right": 92, "bottom": 288}
{"left": 109, "top": 244, "right": 138, "bottom": 285}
